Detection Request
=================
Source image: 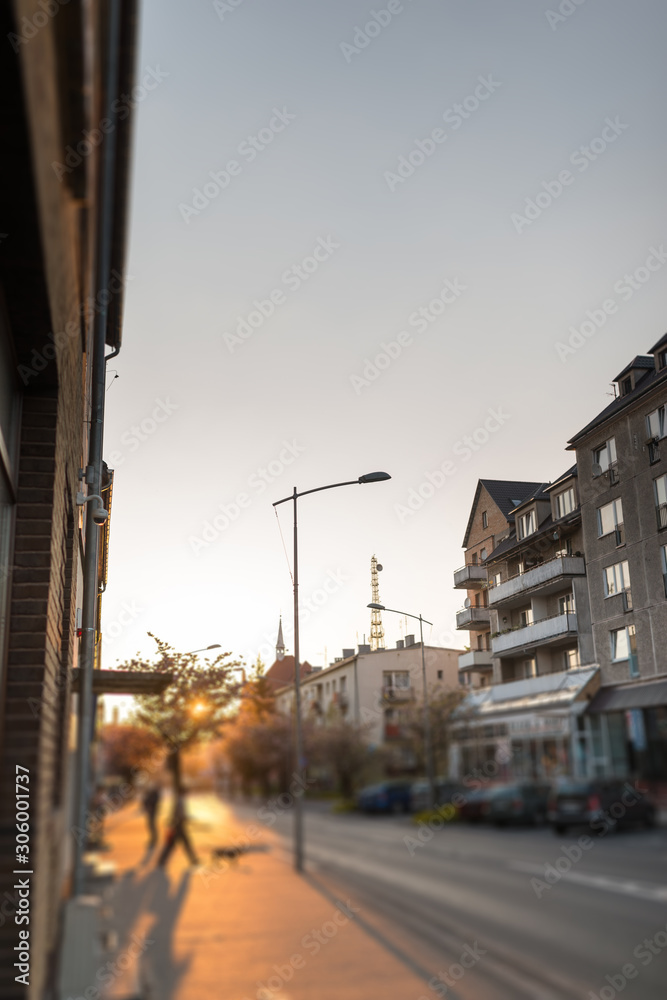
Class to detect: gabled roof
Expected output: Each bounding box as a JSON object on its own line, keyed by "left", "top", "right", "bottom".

{"left": 508, "top": 482, "right": 551, "bottom": 515}
{"left": 614, "top": 355, "right": 654, "bottom": 382}
{"left": 544, "top": 465, "right": 578, "bottom": 493}
{"left": 462, "top": 479, "right": 544, "bottom": 548}
{"left": 264, "top": 655, "right": 314, "bottom": 692}
{"left": 649, "top": 332, "right": 667, "bottom": 354}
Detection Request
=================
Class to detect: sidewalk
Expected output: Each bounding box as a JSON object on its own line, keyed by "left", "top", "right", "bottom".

{"left": 93, "top": 792, "right": 430, "bottom": 1000}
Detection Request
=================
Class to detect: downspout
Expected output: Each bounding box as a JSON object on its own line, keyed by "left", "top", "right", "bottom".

{"left": 72, "top": 0, "right": 123, "bottom": 898}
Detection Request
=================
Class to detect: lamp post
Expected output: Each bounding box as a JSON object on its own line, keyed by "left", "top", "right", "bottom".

{"left": 368, "top": 603, "right": 435, "bottom": 811}
{"left": 274, "top": 471, "right": 391, "bottom": 872}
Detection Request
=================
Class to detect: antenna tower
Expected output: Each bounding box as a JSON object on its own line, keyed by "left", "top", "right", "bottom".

{"left": 370, "top": 554, "right": 385, "bottom": 651}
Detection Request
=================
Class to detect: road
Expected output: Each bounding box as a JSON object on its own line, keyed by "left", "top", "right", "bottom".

{"left": 230, "top": 800, "right": 667, "bottom": 1000}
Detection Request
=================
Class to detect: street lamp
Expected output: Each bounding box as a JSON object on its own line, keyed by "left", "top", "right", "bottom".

{"left": 368, "top": 602, "right": 435, "bottom": 811}
{"left": 274, "top": 471, "right": 391, "bottom": 872}
{"left": 185, "top": 644, "right": 222, "bottom": 654}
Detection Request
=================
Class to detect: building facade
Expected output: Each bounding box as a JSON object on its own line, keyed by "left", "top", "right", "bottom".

{"left": 275, "top": 639, "right": 461, "bottom": 770}
{"left": 454, "top": 479, "right": 542, "bottom": 689}
{"left": 568, "top": 339, "right": 667, "bottom": 784}
{"left": 0, "top": 5, "right": 137, "bottom": 998}
{"left": 451, "top": 342, "right": 667, "bottom": 789}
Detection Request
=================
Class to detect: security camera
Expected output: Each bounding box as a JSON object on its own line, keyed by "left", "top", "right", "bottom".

{"left": 92, "top": 506, "right": 109, "bottom": 525}
{"left": 76, "top": 492, "right": 108, "bottom": 526}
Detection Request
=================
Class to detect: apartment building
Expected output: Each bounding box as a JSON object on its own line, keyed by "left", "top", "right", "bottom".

{"left": 274, "top": 638, "right": 460, "bottom": 770}
{"left": 454, "top": 480, "right": 542, "bottom": 689}
{"left": 451, "top": 340, "right": 667, "bottom": 786}
{"left": 452, "top": 473, "right": 600, "bottom": 780}
{"left": 567, "top": 338, "right": 667, "bottom": 782}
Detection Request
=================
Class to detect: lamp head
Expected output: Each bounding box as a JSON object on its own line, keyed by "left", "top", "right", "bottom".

{"left": 358, "top": 472, "right": 391, "bottom": 484}
{"left": 368, "top": 603, "right": 385, "bottom": 610}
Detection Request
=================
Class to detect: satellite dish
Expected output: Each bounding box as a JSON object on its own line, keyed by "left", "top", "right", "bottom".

{"left": 592, "top": 463, "right": 603, "bottom": 477}
{"left": 377, "top": 564, "right": 383, "bottom": 571}
{"left": 464, "top": 597, "right": 472, "bottom": 608}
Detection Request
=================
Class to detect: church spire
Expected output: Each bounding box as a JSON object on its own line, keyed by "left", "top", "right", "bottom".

{"left": 276, "top": 616, "right": 285, "bottom": 661}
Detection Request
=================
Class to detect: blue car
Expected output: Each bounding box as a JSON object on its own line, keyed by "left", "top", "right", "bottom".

{"left": 356, "top": 780, "right": 413, "bottom": 814}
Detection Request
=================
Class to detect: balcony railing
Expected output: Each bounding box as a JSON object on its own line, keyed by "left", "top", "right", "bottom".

{"left": 491, "top": 611, "right": 578, "bottom": 655}
{"left": 456, "top": 606, "right": 491, "bottom": 630}
{"left": 488, "top": 555, "right": 586, "bottom": 607}
{"left": 453, "top": 564, "right": 488, "bottom": 589}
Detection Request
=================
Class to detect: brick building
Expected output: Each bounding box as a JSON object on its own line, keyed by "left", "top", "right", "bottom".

{"left": 0, "top": 4, "right": 137, "bottom": 998}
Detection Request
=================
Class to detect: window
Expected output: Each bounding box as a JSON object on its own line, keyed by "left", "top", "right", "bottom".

{"left": 521, "top": 658, "right": 536, "bottom": 679}
{"left": 597, "top": 498, "right": 624, "bottom": 538}
{"left": 662, "top": 545, "right": 667, "bottom": 598}
{"left": 471, "top": 552, "right": 478, "bottom": 565}
{"left": 340, "top": 675, "right": 346, "bottom": 692}
{"left": 519, "top": 607, "right": 533, "bottom": 627}
{"left": 646, "top": 406, "right": 666, "bottom": 440}
{"left": 621, "top": 376, "right": 632, "bottom": 396}
{"left": 480, "top": 547, "right": 487, "bottom": 561}
{"left": 555, "top": 487, "right": 575, "bottom": 519}
{"left": 655, "top": 474, "right": 667, "bottom": 529}
{"left": 603, "top": 560, "right": 630, "bottom": 597}
{"left": 611, "top": 624, "right": 636, "bottom": 663}
{"left": 490, "top": 571, "right": 502, "bottom": 588}
{"left": 558, "top": 593, "right": 575, "bottom": 614}
{"left": 384, "top": 671, "right": 410, "bottom": 690}
{"left": 518, "top": 509, "right": 537, "bottom": 539}
{"left": 437, "top": 669, "right": 443, "bottom": 680}
{"left": 593, "top": 438, "right": 617, "bottom": 475}
{"left": 659, "top": 348, "right": 667, "bottom": 371}
{"left": 482, "top": 511, "right": 488, "bottom": 528}
{"left": 564, "top": 648, "right": 580, "bottom": 669}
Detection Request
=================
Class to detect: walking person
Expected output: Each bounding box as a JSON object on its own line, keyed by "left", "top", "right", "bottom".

{"left": 142, "top": 783, "right": 161, "bottom": 850}
{"left": 156, "top": 788, "right": 199, "bottom": 868}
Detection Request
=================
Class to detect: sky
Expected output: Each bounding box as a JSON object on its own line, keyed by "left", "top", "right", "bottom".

{"left": 101, "top": 0, "right": 667, "bottom": 689}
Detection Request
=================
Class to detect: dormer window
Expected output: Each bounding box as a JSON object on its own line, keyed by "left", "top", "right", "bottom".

{"left": 621, "top": 376, "right": 632, "bottom": 396}
{"left": 555, "top": 486, "right": 575, "bottom": 519}
{"left": 659, "top": 349, "right": 667, "bottom": 371}
{"left": 517, "top": 509, "right": 536, "bottom": 539}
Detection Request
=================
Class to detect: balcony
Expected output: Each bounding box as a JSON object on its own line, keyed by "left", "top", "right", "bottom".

{"left": 382, "top": 686, "right": 413, "bottom": 702}
{"left": 488, "top": 556, "right": 586, "bottom": 608}
{"left": 453, "top": 564, "right": 488, "bottom": 589}
{"left": 491, "top": 611, "right": 578, "bottom": 657}
{"left": 458, "top": 649, "right": 493, "bottom": 672}
{"left": 456, "top": 606, "right": 491, "bottom": 630}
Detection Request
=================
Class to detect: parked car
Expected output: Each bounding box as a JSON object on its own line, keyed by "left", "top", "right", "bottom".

{"left": 409, "top": 778, "right": 466, "bottom": 814}
{"left": 457, "top": 785, "right": 498, "bottom": 823}
{"left": 485, "top": 781, "right": 551, "bottom": 826}
{"left": 356, "top": 780, "right": 413, "bottom": 814}
{"left": 548, "top": 778, "right": 656, "bottom": 835}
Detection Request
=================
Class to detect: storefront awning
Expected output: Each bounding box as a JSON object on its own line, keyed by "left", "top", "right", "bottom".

{"left": 587, "top": 678, "right": 667, "bottom": 713}
{"left": 454, "top": 666, "right": 600, "bottom": 721}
